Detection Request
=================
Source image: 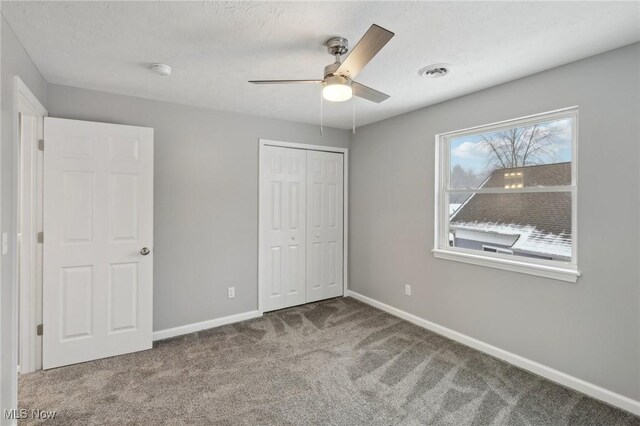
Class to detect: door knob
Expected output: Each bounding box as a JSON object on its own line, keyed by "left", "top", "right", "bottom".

{"left": 140, "top": 247, "right": 151, "bottom": 256}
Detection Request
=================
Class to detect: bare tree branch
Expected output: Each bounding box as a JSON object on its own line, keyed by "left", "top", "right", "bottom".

{"left": 481, "top": 123, "right": 561, "bottom": 171}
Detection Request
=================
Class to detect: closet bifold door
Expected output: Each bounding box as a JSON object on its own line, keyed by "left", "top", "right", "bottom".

{"left": 306, "top": 150, "right": 344, "bottom": 303}
{"left": 260, "top": 146, "right": 307, "bottom": 312}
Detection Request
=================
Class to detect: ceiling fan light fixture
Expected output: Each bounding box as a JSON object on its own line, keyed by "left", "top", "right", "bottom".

{"left": 322, "top": 75, "right": 353, "bottom": 102}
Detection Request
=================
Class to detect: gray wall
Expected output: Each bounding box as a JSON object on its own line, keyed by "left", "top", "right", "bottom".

{"left": 1, "top": 13, "right": 49, "bottom": 418}
{"left": 46, "top": 84, "right": 350, "bottom": 332}
{"left": 349, "top": 42, "right": 640, "bottom": 400}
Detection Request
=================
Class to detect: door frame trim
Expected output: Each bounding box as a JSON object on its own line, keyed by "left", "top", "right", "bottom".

{"left": 15, "top": 76, "right": 47, "bottom": 377}
{"left": 258, "top": 139, "right": 349, "bottom": 314}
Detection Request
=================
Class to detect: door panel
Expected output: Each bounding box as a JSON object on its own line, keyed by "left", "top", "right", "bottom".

{"left": 61, "top": 171, "right": 94, "bottom": 243}
{"left": 109, "top": 174, "right": 139, "bottom": 241}
{"left": 60, "top": 266, "right": 93, "bottom": 339}
{"left": 43, "top": 117, "right": 153, "bottom": 369}
{"left": 306, "top": 150, "right": 344, "bottom": 303}
{"left": 260, "top": 146, "right": 306, "bottom": 312}
{"left": 109, "top": 262, "right": 138, "bottom": 332}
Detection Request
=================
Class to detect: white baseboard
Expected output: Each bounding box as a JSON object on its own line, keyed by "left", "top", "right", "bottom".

{"left": 152, "top": 310, "right": 262, "bottom": 341}
{"left": 346, "top": 290, "right": 640, "bottom": 416}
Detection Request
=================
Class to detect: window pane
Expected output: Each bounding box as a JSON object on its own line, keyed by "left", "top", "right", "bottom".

{"left": 449, "top": 118, "right": 572, "bottom": 189}
{"left": 448, "top": 191, "right": 572, "bottom": 261}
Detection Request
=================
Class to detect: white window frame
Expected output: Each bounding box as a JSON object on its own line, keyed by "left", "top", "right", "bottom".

{"left": 433, "top": 107, "right": 580, "bottom": 283}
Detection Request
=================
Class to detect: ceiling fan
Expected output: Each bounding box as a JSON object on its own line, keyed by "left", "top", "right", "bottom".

{"left": 249, "top": 24, "right": 394, "bottom": 103}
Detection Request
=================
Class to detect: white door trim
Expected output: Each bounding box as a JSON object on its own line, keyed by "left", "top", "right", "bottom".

{"left": 15, "top": 76, "right": 47, "bottom": 375}
{"left": 258, "top": 139, "right": 348, "bottom": 314}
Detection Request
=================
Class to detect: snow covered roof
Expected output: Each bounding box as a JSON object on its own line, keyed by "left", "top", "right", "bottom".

{"left": 450, "top": 221, "right": 572, "bottom": 258}
{"left": 450, "top": 163, "right": 572, "bottom": 259}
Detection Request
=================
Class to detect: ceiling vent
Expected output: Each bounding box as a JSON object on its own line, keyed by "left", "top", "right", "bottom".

{"left": 419, "top": 64, "right": 450, "bottom": 78}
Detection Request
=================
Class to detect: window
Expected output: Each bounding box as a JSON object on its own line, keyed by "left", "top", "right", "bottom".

{"left": 433, "top": 107, "right": 579, "bottom": 282}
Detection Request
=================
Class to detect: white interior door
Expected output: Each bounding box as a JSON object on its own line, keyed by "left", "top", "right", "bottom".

{"left": 43, "top": 117, "right": 153, "bottom": 369}
{"left": 306, "top": 150, "right": 344, "bottom": 303}
{"left": 259, "top": 146, "right": 307, "bottom": 312}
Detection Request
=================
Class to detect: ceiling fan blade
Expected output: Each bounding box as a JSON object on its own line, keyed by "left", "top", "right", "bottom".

{"left": 336, "top": 24, "right": 394, "bottom": 79}
{"left": 352, "top": 81, "right": 390, "bottom": 103}
{"left": 249, "top": 80, "right": 322, "bottom": 84}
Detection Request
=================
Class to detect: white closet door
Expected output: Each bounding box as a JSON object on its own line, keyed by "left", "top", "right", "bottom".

{"left": 43, "top": 118, "right": 153, "bottom": 369}
{"left": 260, "top": 146, "right": 307, "bottom": 312}
{"left": 306, "top": 150, "right": 344, "bottom": 303}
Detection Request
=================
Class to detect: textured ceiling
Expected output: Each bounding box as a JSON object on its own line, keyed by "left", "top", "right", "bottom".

{"left": 3, "top": 1, "right": 639, "bottom": 129}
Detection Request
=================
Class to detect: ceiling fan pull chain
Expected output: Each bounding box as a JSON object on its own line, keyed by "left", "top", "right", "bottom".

{"left": 352, "top": 96, "right": 356, "bottom": 135}
{"left": 320, "top": 88, "right": 324, "bottom": 136}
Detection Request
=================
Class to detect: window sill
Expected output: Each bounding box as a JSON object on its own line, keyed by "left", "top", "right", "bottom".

{"left": 431, "top": 249, "right": 580, "bottom": 283}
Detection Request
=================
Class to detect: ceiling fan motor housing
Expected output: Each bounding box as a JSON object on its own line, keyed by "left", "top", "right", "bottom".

{"left": 324, "top": 62, "right": 341, "bottom": 78}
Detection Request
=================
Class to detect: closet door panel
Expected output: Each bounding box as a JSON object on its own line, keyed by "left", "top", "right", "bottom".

{"left": 260, "top": 146, "right": 306, "bottom": 311}
{"left": 306, "top": 150, "right": 344, "bottom": 302}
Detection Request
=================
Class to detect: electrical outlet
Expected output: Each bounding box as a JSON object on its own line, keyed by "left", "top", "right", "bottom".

{"left": 227, "top": 286, "right": 235, "bottom": 299}
{"left": 404, "top": 284, "right": 411, "bottom": 296}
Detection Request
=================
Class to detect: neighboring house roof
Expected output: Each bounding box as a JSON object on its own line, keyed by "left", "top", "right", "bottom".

{"left": 450, "top": 162, "right": 572, "bottom": 259}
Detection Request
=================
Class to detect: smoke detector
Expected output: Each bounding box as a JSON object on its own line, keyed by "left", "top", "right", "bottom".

{"left": 150, "top": 63, "right": 172, "bottom": 77}
{"left": 419, "top": 64, "right": 450, "bottom": 78}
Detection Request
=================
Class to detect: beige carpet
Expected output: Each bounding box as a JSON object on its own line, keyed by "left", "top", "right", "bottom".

{"left": 19, "top": 297, "right": 640, "bottom": 425}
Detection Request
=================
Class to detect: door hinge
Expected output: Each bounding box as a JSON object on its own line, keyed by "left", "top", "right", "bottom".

{"left": 36, "top": 324, "right": 43, "bottom": 336}
{"left": 38, "top": 139, "right": 44, "bottom": 151}
{"left": 37, "top": 232, "right": 44, "bottom": 244}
